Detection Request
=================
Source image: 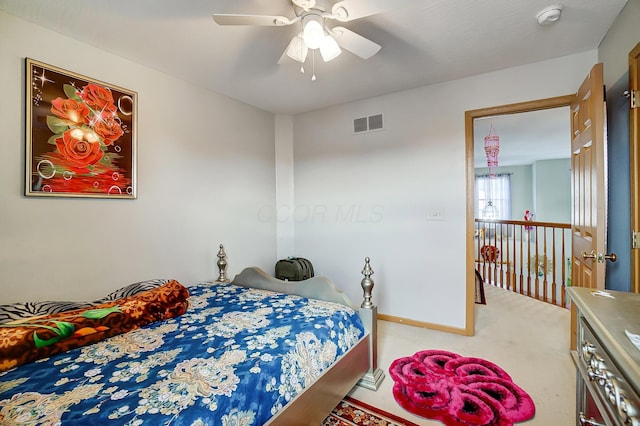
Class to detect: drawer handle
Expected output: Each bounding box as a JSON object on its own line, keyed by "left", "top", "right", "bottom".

{"left": 614, "top": 382, "right": 640, "bottom": 425}
{"left": 579, "top": 413, "right": 606, "bottom": 426}
{"left": 582, "top": 341, "right": 597, "bottom": 360}
{"left": 584, "top": 368, "right": 640, "bottom": 425}
{"left": 580, "top": 412, "right": 607, "bottom": 426}
{"left": 586, "top": 357, "right": 609, "bottom": 384}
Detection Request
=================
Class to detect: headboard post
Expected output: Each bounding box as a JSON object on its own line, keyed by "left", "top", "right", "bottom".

{"left": 215, "top": 244, "right": 230, "bottom": 283}
{"left": 360, "top": 257, "right": 374, "bottom": 309}
{"left": 356, "top": 257, "right": 384, "bottom": 390}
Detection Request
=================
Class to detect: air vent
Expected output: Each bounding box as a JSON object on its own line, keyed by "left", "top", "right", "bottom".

{"left": 353, "top": 117, "right": 368, "bottom": 133}
{"left": 353, "top": 113, "right": 384, "bottom": 134}
{"left": 368, "top": 114, "right": 383, "bottom": 130}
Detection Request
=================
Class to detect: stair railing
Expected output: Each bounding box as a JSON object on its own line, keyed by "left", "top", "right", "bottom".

{"left": 474, "top": 218, "right": 571, "bottom": 308}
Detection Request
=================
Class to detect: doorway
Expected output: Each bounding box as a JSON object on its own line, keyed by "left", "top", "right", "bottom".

{"left": 464, "top": 95, "right": 574, "bottom": 334}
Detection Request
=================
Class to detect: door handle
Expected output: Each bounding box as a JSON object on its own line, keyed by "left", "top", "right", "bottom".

{"left": 581, "top": 251, "right": 617, "bottom": 263}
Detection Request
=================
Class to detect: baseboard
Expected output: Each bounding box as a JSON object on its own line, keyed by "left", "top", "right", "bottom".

{"left": 378, "top": 313, "right": 472, "bottom": 336}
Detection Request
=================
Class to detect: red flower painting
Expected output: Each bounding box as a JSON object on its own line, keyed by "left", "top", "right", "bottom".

{"left": 26, "top": 59, "right": 136, "bottom": 198}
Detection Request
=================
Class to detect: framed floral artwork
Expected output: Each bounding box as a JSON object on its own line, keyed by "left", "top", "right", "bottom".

{"left": 26, "top": 58, "right": 137, "bottom": 198}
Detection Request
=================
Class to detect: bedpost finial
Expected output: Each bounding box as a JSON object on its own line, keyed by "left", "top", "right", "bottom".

{"left": 216, "top": 244, "right": 229, "bottom": 283}
{"left": 360, "top": 257, "right": 375, "bottom": 309}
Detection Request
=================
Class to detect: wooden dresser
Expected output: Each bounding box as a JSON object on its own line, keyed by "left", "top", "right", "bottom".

{"left": 568, "top": 287, "right": 640, "bottom": 425}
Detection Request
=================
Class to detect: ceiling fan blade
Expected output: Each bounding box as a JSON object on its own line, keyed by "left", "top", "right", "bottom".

{"left": 330, "top": 0, "right": 390, "bottom": 22}
{"left": 212, "top": 14, "right": 294, "bottom": 26}
{"left": 329, "top": 26, "right": 381, "bottom": 59}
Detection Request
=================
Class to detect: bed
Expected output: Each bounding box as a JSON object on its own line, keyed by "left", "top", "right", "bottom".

{"left": 0, "top": 246, "right": 383, "bottom": 425}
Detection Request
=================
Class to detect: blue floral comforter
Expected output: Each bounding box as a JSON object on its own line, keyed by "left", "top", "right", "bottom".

{"left": 0, "top": 282, "right": 366, "bottom": 425}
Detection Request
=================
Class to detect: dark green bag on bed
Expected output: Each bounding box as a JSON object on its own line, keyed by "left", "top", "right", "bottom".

{"left": 275, "top": 257, "right": 314, "bottom": 281}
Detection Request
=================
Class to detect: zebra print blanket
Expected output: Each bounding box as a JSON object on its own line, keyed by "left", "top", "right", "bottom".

{"left": 0, "top": 279, "right": 169, "bottom": 324}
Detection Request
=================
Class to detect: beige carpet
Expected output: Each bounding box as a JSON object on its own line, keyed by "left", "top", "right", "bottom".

{"left": 350, "top": 284, "right": 575, "bottom": 425}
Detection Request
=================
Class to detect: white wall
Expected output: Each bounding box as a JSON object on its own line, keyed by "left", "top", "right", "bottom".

{"left": 599, "top": 0, "right": 640, "bottom": 88}
{"left": 292, "top": 51, "right": 597, "bottom": 329}
{"left": 0, "top": 12, "right": 277, "bottom": 303}
{"left": 533, "top": 159, "right": 572, "bottom": 223}
{"left": 274, "top": 115, "right": 295, "bottom": 261}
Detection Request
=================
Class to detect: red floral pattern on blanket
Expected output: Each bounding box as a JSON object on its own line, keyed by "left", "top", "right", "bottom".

{"left": 389, "top": 350, "right": 535, "bottom": 426}
{"left": 0, "top": 280, "right": 189, "bottom": 372}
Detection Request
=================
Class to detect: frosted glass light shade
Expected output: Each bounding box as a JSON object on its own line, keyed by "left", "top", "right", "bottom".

{"left": 320, "top": 35, "right": 341, "bottom": 62}
{"left": 303, "top": 15, "right": 324, "bottom": 49}
{"left": 286, "top": 33, "right": 308, "bottom": 63}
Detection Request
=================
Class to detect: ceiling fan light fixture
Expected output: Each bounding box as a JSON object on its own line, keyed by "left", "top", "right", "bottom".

{"left": 331, "top": 6, "right": 349, "bottom": 22}
{"left": 293, "top": 0, "right": 316, "bottom": 10}
{"left": 319, "top": 35, "right": 341, "bottom": 62}
{"left": 286, "top": 33, "right": 308, "bottom": 63}
{"left": 302, "top": 14, "right": 324, "bottom": 49}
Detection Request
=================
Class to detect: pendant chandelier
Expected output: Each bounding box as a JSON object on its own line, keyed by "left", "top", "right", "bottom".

{"left": 484, "top": 124, "right": 500, "bottom": 177}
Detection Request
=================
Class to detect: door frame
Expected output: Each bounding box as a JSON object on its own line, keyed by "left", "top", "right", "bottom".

{"left": 630, "top": 42, "right": 640, "bottom": 293}
{"left": 465, "top": 95, "right": 574, "bottom": 334}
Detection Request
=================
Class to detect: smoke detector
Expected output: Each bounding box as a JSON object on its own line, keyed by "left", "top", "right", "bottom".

{"left": 536, "top": 5, "right": 563, "bottom": 25}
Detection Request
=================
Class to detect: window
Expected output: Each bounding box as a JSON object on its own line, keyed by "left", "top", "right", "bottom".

{"left": 475, "top": 174, "right": 511, "bottom": 220}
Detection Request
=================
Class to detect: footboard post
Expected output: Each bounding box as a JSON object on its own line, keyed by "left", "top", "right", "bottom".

{"left": 215, "top": 244, "right": 230, "bottom": 283}
{"left": 357, "top": 257, "right": 385, "bottom": 390}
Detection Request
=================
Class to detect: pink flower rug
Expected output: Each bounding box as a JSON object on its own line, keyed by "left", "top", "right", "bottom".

{"left": 389, "top": 350, "right": 535, "bottom": 426}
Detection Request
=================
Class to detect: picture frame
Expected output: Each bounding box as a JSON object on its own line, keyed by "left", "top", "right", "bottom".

{"left": 25, "top": 58, "right": 137, "bottom": 198}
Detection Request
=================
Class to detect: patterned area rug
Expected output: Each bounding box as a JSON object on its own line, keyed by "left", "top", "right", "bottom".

{"left": 389, "top": 350, "right": 535, "bottom": 426}
{"left": 324, "top": 396, "right": 420, "bottom": 426}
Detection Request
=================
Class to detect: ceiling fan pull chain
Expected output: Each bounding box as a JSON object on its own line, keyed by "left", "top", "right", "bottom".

{"left": 311, "top": 50, "right": 317, "bottom": 81}
{"left": 300, "top": 37, "right": 305, "bottom": 74}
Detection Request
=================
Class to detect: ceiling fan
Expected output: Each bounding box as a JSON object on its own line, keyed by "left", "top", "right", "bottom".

{"left": 213, "top": 0, "right": 384, "bottom": 74}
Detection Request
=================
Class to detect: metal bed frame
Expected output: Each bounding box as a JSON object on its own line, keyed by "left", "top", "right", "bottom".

{"left": 213, "top": 244, "right": 383, "bottom": 425}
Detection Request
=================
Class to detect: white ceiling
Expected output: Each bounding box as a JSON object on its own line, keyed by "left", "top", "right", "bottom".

{"left": 474, "top": 107, "right": 571, "bottom": 168}
{"left": 0, "top": 0, "right": 628, "bottom": 115}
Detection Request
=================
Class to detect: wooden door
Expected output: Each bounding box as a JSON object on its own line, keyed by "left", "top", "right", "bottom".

{"left": 630, "top": 43, "right": 640, "bottom": 294}
{"left": 571, "top": 63, "right": 607, "bottom": 290}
